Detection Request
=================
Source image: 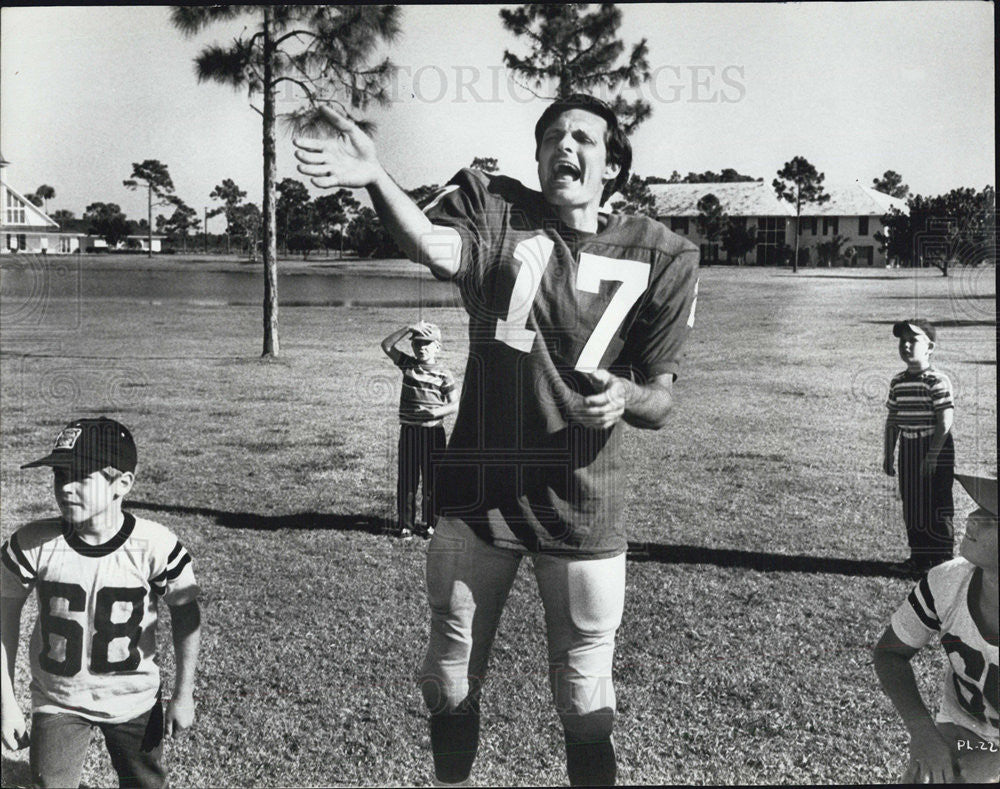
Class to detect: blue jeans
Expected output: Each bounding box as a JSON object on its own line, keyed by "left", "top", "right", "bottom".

{"left": 29, "top": 701, "right": 166, "bottom": 789}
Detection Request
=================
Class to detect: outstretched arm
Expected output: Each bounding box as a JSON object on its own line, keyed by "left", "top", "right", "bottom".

{"left": 1, "top": 596, "right": 28, "bottom": 750}
{"left": 873, "top": 624, "right": 957, "bottom": 783}
{"left": 293, "top": 108, "right": 461, "bottom": 279}
{"left": 165, "top": 600, "right": 201, "bottom": 738}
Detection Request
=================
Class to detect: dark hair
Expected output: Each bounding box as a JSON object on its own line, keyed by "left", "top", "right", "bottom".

{"left": 533, "top": 94, "right": 632, "bottom": 206}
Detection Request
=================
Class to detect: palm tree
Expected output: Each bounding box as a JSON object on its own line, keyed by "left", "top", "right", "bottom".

{"left": 34, "top": 185, "right": 56, "bottom": 214}
{"left": 170, "top": 5, "right": 401, "bottom": 356}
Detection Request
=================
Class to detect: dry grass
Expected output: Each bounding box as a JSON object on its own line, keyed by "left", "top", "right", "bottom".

{"left": 1, "top": 264, "right": 995, "bottom": 786}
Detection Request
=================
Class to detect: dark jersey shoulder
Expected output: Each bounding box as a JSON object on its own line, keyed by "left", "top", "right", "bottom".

{"left": 604, "top": 212, "right": 698, "bottom": 261}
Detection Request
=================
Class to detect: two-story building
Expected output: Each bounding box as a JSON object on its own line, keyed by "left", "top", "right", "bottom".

{"left": 1, "top": 155, "right": 83, "bottom": 254}
{"left": 648, "top": 180, "right": 909, "bottom": 266}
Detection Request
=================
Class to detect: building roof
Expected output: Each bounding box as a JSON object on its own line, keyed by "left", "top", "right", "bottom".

{"left": 648, "top": 180, "right": 909, "bottom": 218}
{"left": 650, "top": 181, "right": 794, "bottom": 218}
{"left": 804, "top": 182, "right": 909, "bottom": 216}
{"left": 0, "top": 178, "right": 59, "bottom": 229}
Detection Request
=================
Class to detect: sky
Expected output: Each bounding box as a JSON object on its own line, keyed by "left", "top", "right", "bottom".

{"left": 1, "top": 3, "right": 994, "bottom": 222}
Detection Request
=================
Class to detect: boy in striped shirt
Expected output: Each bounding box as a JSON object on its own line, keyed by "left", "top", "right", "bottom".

{"left": 883, "top": 319, "right": 956, "bottom": 574}
{"left": 381, "top": 321, "right": 458, "bottom": 540}
{"left": 1, "top": 418, "right": 201, "bottom": 788}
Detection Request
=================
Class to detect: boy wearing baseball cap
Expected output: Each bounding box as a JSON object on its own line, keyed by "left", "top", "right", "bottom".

{"left": 381, "top": 321, "right": 458, "bottom": 540}
{"left": 1, "top": 417, "right": 202, "bottom": 788}
{"left": 883, "top": 319, "right": 956, "bottom": 573}
{"left": 873, "top": 473, "right": 998, "bottom": 783}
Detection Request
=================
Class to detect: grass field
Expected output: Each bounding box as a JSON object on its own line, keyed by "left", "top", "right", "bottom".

{"left": 1, "top": 264, "right": 995, "bottom": 786}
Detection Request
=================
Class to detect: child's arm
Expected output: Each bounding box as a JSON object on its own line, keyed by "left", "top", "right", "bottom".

{"left": 164, "top": 600, "right": 201, "bottom": 738}
{"left": 426, "top": 375, "right": 460, "bottom": 419}
{"left": 380, "top": 326, "right": 413, "bottom": 360}
{"left": 1, "top": 595, "right": 29, "bottom": 750}
{"left": 873, "top": 623, "right": 957, "bottom": 783}
{"left": 921, "top": 406, "right": 953, "bottom": 477}
{"left": 883, "top": 416, "right": 899, "bottom": 476}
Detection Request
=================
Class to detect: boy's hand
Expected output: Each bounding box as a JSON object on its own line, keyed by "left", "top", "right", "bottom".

{"left": 165, "top": 694, "right": 196, "bottom": 737}
{"left": 293, "top": 107, "right": 384, "bottom": 190}
{"left": 1, "top": 704, "right": 29, "bottom": 750}
{"left": 903, "top": 727, "right": 958, "bottom": 783}
{"left": 921, "top": 454, "right": 938, "bottom": 477}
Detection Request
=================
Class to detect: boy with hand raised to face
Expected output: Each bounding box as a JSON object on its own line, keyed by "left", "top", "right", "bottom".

{"left": 1, "top": 417, "right": 201, "bottom": 789}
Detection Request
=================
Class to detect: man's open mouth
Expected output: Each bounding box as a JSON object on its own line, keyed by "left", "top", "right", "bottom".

{"left": 552, "top": 161, "right": 581, "bottom": 181}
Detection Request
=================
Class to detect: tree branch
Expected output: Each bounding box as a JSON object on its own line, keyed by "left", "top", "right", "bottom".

{"left": 274, "top": 30, "right": 319, "bottom": 49}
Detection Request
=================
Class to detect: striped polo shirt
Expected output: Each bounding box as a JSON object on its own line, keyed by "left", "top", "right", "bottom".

{"left": 390, "top": 350, "right": 456, "bottom": 426}
{"left": 886, "top": 366, "right": 954, "bottom": 438}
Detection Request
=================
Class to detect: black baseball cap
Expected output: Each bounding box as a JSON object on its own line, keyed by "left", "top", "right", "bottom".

{"left": 892, "top": 319, "right": 937, "bottom": 342}
{"left": 22, "top": 417, "right": 137, "bottom": 474}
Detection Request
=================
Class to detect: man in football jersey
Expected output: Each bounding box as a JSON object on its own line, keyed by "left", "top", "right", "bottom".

{"left": 294, "top": 94, "right": 699, "bottom": 786}
{"left": 873, "top": 473, "right": 998, "bottom": 783}
{"left": 1, "top": 417, "right": 202, "bottom": 789}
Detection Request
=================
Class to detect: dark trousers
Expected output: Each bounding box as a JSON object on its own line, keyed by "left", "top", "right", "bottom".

{"left": 898, "top": 433, "right": 955, "bottom": 566}
{"left": 30, "top": 701, "right": 166, "bottom": 789}
{"left": 398, "top": 423, "right": 445, "bottom": 531}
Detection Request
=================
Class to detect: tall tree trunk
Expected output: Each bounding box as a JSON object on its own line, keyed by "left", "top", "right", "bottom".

{"left": 261, "top": 7, "right": 279, "bottom": 356}
{"left": 792, "top": 213, "right": 800, "bottom": 273}
{"left": 147, "top": 185, "right": 153, "bottom": 259}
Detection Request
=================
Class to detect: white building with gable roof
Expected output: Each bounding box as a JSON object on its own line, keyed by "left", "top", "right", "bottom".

{"left": 1, "top": 154, "right": 82, "bottom": 254}
{"left": 648, "top": 179, "right": 909, "bottom": 266}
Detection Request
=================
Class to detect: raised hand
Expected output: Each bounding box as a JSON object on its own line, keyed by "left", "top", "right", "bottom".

{"left": 293, "top": 106, "right": 384, "bottom": 190}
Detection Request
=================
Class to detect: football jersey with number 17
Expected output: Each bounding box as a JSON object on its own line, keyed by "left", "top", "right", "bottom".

{"left": 424, "top": 168, "right": 699, "bottom": 558}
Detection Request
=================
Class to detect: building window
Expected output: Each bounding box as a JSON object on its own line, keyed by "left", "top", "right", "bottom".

{"left": 811, "top": 217, "right": 818, "bottom": 235}
{"left": 700, "top": 243, "right": 720, "bottom": 264}
{"left": 5, "top": 191, "right": 26, "bottom": 225}
{"left": 822, "top": 217, "right": 839, "bottom": 236}
{"left": 670, "top": 217, "right": 689, "bottom": 234}
{"left": 756, "top": 216, "right": 787, "bottom": 265}
{"left": 59, "top": 236, "right": 73, "bottom": 253}
{"left": 858, "top": 216, "right": 869, "bottom": 235}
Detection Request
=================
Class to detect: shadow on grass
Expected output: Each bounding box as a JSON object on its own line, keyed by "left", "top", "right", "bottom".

{"left": 128, "top": 500, "right": 391, "bottom": 536}
{"left": 626, "top": 541, "right": 909, "bottom": 578}
{"left": 774, "top": 273, "right": 905, "bottom": 280}
{"left": 880, "top": 294, "right": 996, "bottom": 300}
{"left": 867, "top": 319, "right": 996, "bottom": 329}
{"left": 130, "top": 500, "right": 911, "bottom": 577}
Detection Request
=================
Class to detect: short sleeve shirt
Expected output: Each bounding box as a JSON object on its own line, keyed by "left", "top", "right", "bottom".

{"left": 1, "top": 513, "right": 199, "bottom": 723}
{"left": 886, "top": 367, "right": 955, "bottom": 438}
{"left": 891, "top": 558, "right": 999, "bottom": 743}
{"left": 423, "top": 168, "right": 700, "bottom": 557}
{"left": 386, "top": 348, "right": 456, "bottom": 426}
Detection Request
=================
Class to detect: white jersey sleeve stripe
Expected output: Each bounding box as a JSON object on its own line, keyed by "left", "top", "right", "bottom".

{"left": 164, "top": 552, "right": 192, "bottom": 581}
{"left": 1, "top": 536, "right": 36, "bottom": 585}
{"left": 907, "top": 576, "right": 940, "bottom": 631}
